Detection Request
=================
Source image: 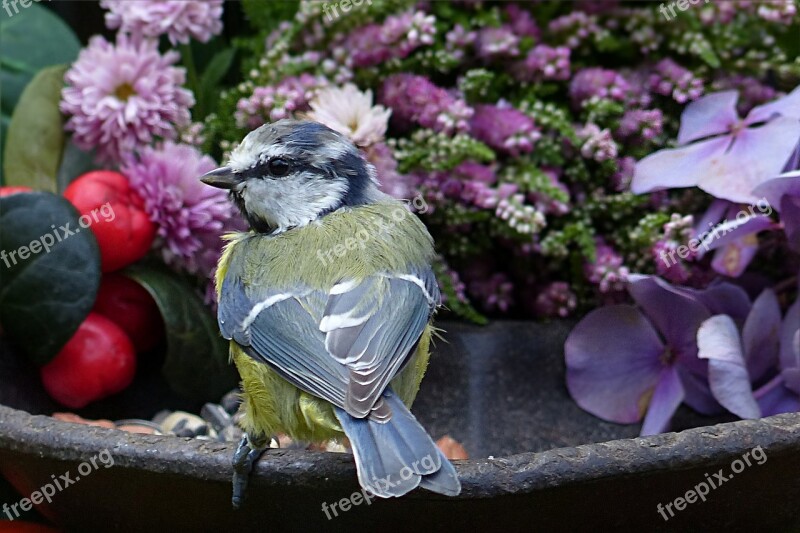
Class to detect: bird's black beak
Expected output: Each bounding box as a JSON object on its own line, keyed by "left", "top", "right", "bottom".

{"left": 200, "top": 167, "right": 242, "bottom": 190}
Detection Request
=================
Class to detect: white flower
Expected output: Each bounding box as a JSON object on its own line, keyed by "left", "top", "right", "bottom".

{"left": 308, "top": 84, "right": 391, "bottom": 148}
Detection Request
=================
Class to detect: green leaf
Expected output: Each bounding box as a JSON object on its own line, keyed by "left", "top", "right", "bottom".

{"left": 0, "top": 4, "right": 80, "bottom": 115}
{"left": 3, "top": 65, "right": 68, "bottom": 192}
{"left": 197, "top": 48, "right": 236, "bottom": 119}
{"left": 241, "top": 0, "right": 299, "bottom": 31}
{"left": 123, "top": 265, "right": 238, "bottom": 401}
{"left": 0, "top": 192, "right": 101, "bottom": 365}
{"left": 56, "top": 140, "right": 97, "bottom": 194}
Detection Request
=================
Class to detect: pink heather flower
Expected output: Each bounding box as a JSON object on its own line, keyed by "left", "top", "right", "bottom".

{"left": 504, "top": 4, "right": 540, "bottom": 38}
{"left": 617, "top": 109, "right": 664, "bottom": 142}
{"left": 757, "top": 0, "right": 797, "bottom": 24}
{"left": 380, "top": 74, "right": 473, "bottom": 135}
{"left": 513, "top": 45, "right": 571, "bottom": 82}
{"left": 382, "top": 10, "right": 436, "bottom": 56}
{"left": 623, "top": 68, "right": 655, "bottom": 108}
{"left": 445, "top": 24, "right": 477, "bottom": 61}
{"left": 475, "top": 26, "right": 520, "bottom": 59}
{"left": 529, "top": 168, "right": 570, "bottom": 216}
{"left": 345, "top": 10, "right": 435, "bottom": 68}
{"left": 651, "top": 214, "right": 696, "bottom": 284}
{"left": 180, "top": 122, "right": 206, "bottom": 147}
{"left": 61, "top": 35, "right": 194, "bottom": 164}
{"left": 470, "top": 273, "right": 515, "bottom": 313}
{"left": 470, "top": 104, "right": 540, "bottom": 156}
{"left": 569, "top": 67, "right": 630, "bottom": 108}
{"left": 548, "top": 11, "right": 601, "bottom": 49}
{"left": 345, "top": 24, "right": 392, "bottom": 68}
{"left": 534, "top": 281, "right": 577, "bottom": 318}
{"left": 578, "top": 123, "right": 618, "bottom": 162}
{"left": 612, "top": 156, "right": 636, "bottom": 191}
{"left": 123, "top": 142, "right": 245, "bottom": 278}
{"left": 235, "top": 74, "right": 328, "bottom": 129}
{"left": 496, "top": 194, "right": 546, "bottom": 234}
{"left": 649, "top": 59, "right": 704, "bottom": 104}
{"left": 584, "top": 240, "right": 630, "bottom": 293}
{"left": 440, "top": 266, "right": 468, "bottom": 305}
{"left": 364, "top": 143, "right": 412, "bottom": 199}
{"left": 101, "top": 0, "right": 223, "bottom": 45}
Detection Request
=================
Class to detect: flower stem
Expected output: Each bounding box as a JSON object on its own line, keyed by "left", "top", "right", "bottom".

{"left": 774, "top": 276, "right": 798, "bottom": 294}
{"left": 181, "top": 43, "right": 201, "bottom": 115}
{"left": 753, "top": 374, "right": 784, "bottom": 400}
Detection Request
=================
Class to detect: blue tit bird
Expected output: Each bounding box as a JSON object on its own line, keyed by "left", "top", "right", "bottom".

{"left": 200, "top": 119, "right": 461, "bottom": 508}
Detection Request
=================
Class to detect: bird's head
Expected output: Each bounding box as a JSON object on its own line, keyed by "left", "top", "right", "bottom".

{"left": 200, "top": 119, "right": 381, "bottom": 233}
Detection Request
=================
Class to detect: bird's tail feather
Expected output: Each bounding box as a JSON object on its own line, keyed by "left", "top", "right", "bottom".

{"left": 334, "top": 389, "right": 461, "bottom": 498}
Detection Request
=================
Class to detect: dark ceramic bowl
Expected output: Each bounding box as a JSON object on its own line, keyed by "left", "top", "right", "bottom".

{"left": 1, "top": 321, "right": 799, "bottom": 532}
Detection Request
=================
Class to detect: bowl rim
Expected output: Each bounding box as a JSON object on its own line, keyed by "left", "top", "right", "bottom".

{"left": 2, "top": 404, "right": 799, "bottom": 498}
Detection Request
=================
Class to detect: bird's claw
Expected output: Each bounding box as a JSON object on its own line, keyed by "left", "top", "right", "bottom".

{"left": 231, "top": 433, "right": 268, "bottom": 509}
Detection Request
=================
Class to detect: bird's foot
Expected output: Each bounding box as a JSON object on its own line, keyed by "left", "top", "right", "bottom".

{"left": 231, "top": 432, "right": 269, "bottom": 509}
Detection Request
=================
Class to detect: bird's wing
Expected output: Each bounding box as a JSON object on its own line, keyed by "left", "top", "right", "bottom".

{"left": 218, "top": 267, "right": 439, "bottom": 419}
{"left": 320, "top": 267, "right": 440, "bottom": 419}
{"left": 218, "top": 276, "right": 350, "bottom": 408}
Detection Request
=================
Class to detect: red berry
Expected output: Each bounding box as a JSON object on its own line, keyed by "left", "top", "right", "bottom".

{"left": 93, "top": 273, "right": 164, "bottom": 353}
{"left": 0, "top": 185, "right": 33, "bottom": 197}
{"left": 40, "top": 313, "right": 137, "bottom": 409}
{"left": 63, "top": 171, "right": 156, "bottom": 272}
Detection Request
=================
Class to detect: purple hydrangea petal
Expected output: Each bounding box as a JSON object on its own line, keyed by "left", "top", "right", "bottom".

{"left": 626, "top": 275, "right": 711, "bottom": 364}
{"left": 697, "top": 315, "right": 761, "bottom": 419}
{"left": 640, "top": 366, "right": 685, "bottom": 436}
{"left": 677, "top": 365, "right": 723, "bottom": 415}
{"left": 745, "top": 84, "right": 800, "bottom": 124}
{"left": 674, "top": 281, "right": 752, "bottom": 322}
{"left": 780, "top": 195, "right": 800, "bottom": 252}
{"left": 710, "top": 236, "right": 760, "bottom": 278}
{"left": 757, "top": 382, "right": 800, "bottom": 417}
{"left": 697, "top": 213, "right": 775, "bottom": 254}
{"left": 780, "top": 299, "right": 800, "bottom": 394}
{"left": 677, "top": 90, "right": 739, "bottom": 145}
{"left": 784, "top": 142, "right": 800, "bottom": 172}
{"left": 698, "top": 118, "right": 800, "bottom": 203}
{"left": 742, "top": 289, "right": 781, "bottom": 383}
{"left": 751, "top": 170, "right": 800, "bottom": 210}
{"left": 634, "top": 119, "right": 800, "bottom": 203}
{"left": 694, "top": 199, "right": 730, "bottom": 232}
{"left": 632, "top": 136, "right": 729, "bottom": 195}
{"left": 565, "top": 305, "right": 665, "bottom": 424}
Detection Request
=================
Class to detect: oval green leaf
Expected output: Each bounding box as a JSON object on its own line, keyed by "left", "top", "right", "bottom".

{"left": 123, "top": 265, "right": 238, "bottom": 401}
{"left": 0, "top": 4, "right": 80, "bottom": 115}
{"left": 3, "top": 65, "right": 68, "bottom": 191}
{"left": 0, "top": 192, "right": 101, "bottom": 364}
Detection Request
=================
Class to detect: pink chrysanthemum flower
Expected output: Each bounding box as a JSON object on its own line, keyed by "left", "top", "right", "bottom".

{"left": 123, "top": 141, "right": 244, "bottom": 278}
{"left": 101, "top": 0, "right": 224, "bottom": 45}
{"left": 308, "top": 84, "right": 391, "bottom": 148}
{"left": 61, "top": 35, "right": 194, "bottom": 164}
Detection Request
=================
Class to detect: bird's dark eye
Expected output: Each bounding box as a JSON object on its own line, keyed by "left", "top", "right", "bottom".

{"left": 268, "top": 158, "right": 290, "bottom": 177}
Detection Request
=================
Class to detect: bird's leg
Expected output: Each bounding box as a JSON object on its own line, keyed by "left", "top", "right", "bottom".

{"left": 231, "top": 432, "right": 269, "bottom": 509}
